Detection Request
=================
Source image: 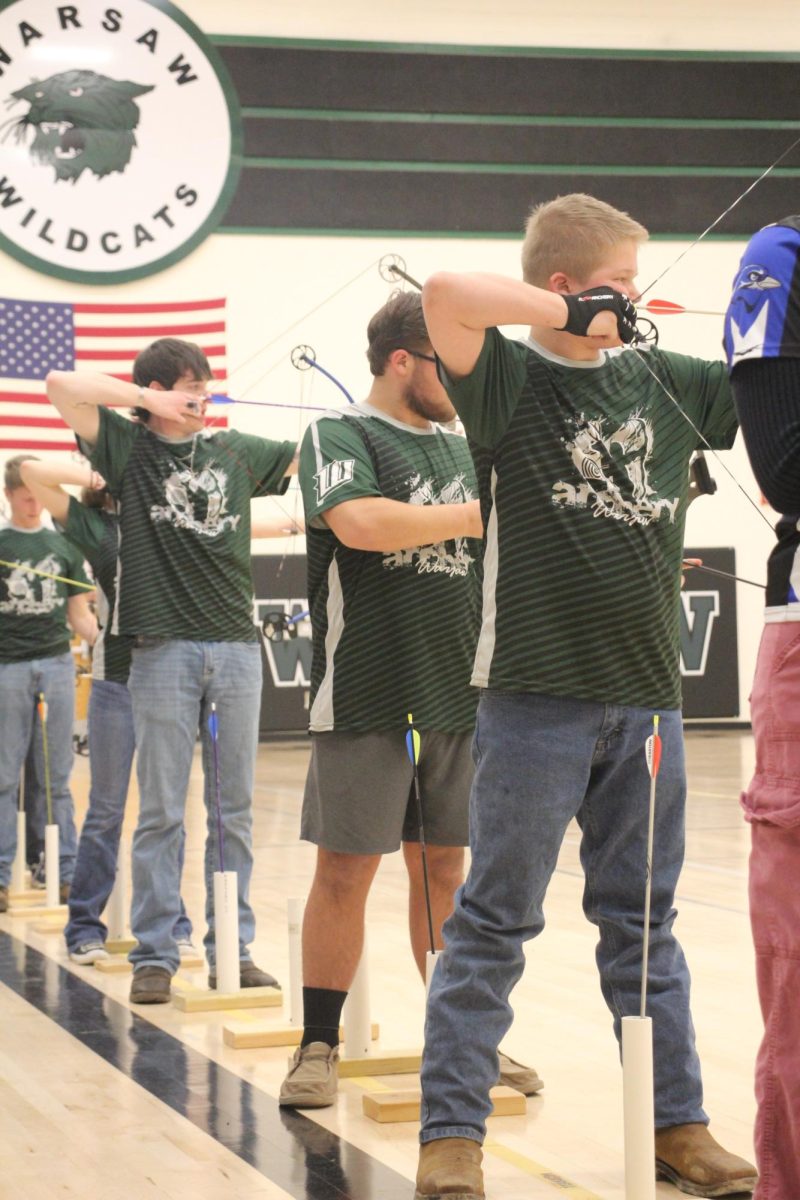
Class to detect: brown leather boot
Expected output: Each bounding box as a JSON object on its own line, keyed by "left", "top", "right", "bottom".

{"left": 414, "top": 1137, "right": 485, "bottom": 1199}
{"left": 655, "top": 1123, "right": 757, "bottom": 1197}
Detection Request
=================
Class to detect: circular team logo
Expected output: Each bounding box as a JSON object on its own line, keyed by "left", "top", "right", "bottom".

{"left": 0, "top": 0, "right": 242, "bottom": 282}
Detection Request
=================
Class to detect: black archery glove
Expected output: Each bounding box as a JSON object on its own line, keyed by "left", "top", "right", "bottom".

{"left": 559, "top": 286, "right": 638, "bottom": 344}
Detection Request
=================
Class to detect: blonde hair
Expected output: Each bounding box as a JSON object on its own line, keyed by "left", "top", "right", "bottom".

{"left": 521, "top": 194, "right": 648, "bottom": 287}
{"left": 4, "top": 453, "right": 39, "bottom": 492}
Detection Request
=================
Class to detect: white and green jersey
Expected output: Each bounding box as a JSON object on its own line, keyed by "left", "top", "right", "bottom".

{"left": 447, "top": 330, "right": 737, "bottom": 710}
{"left": 300, "top": 402, "right": 482, "bottom": 733}
{"left": 0, "top": 525, "right": 89, "bottom": 662}
{"left": 89, "top": 407, "right": 296, "bottom": 643}
{"left": 62, "top": 498, "right": 130, "bottom": 684}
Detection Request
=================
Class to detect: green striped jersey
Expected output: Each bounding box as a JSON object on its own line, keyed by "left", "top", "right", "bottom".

{"left": 0, "top": 525, "right": 89, "bottom": 662}
{"left": 63, "top": 498, "right": 130, "bottom": 683}
{"left": 89, "top": 408, "right": 296, "bottom": 642}
{"left": 300, "top": 402, "right": 482, "bottom": 732}
{"left": 447, "top": 330, "right": 737, "bottom": 710}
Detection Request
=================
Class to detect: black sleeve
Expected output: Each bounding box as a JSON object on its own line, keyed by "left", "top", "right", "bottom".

{"left": 732, "top": 358, "right": 800, "bottom": 512}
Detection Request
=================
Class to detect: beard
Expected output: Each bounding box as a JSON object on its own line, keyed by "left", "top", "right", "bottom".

{"left": 403, "top": 382, "right": 456, "bottom": 424}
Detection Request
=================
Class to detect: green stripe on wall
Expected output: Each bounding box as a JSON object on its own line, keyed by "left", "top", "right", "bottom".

{"left": 211, "top": 35, "right": 800, "bottom": 63}
{"left": 242, "top": 107, "right": 800, "bottom": 131}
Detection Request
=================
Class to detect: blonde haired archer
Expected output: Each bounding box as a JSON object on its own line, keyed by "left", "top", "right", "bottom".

{"left": 521, "top": 194, "right": 648, "bottom": 288}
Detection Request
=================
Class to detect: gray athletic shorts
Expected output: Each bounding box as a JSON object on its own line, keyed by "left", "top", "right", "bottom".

{"left": 301, "top": 729, "right": 474, "bottom": 855}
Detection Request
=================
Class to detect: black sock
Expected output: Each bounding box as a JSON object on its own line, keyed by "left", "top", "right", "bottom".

{"left": 301, "top": 986, "right": 348, "bottom": 1048}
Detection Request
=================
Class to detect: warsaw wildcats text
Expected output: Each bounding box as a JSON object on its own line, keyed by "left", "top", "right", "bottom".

{"left": 0, "top": 179, "right": 198, "bottom": 256}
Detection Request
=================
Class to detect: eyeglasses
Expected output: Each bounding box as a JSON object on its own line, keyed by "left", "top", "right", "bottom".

{"left": 406, "top": 349, "right": 437, "bottom": 363}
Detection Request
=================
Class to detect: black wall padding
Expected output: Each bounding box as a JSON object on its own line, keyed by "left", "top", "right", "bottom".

{"left": 223, "top": 167, "right": 799, "bottom": 237}
{"left": 243, "top": 118, "right": 798, "bottom": 170}
{"left": 218, "top": 45, "right": 800, "bottom": 121}
{"left": 214, "top": 41, "right": 800, "bottom": 235}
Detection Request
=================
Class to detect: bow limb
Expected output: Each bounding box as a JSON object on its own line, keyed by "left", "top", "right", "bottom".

{"left": 639, "top": 131, "right": 800, "bottom": 300}
{"left": 626, "top": 346, "right": 773, "bottom": 533}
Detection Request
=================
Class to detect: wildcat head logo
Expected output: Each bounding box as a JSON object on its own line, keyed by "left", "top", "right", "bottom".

{"left": 0, "top": 555, "right": 63, "bottom": 614}
{"left": 9, "top": 69, "right": 154, "bottom": 182}
{"left": 552, "top": 412, "right": 680, "bottom": 526}
{"left": 150, "top": 460, "right": 241, "bottom": 538}
{"left": 0, "top": 0, "right": 241, "bottom": 282}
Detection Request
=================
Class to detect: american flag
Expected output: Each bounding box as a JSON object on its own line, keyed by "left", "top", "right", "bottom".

{"left": 0, "top": 296, "right": 228, "bottom": 452}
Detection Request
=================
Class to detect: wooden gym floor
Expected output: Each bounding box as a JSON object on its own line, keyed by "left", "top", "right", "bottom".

{"left": 0, "top": 729, "right": 758, "bottom": 1200}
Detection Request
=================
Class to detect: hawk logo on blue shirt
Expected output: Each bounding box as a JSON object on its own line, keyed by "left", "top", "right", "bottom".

{"left": 726, "top": 262, "right": 782, "bottom": 363}
{"left": 724, "top": 221, "right": 800, "bottom": 368}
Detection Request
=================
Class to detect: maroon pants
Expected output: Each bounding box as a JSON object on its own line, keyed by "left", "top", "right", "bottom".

{"left": 745, "top": 622, "right": 800, "bottom": 1200}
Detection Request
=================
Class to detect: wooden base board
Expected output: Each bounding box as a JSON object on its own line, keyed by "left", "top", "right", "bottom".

{"left": 7, "top": 904, "right": 67, "bottom": 919}
{"left": 7, "top": 889, "right": 41, "bottom": 902}
{"left": 337, "top": 1050, "right": 421, "bottom": 1078}
{"left": 105, "top": 936, "right": 137, "bottom": 954}
{"left": 362, "top": 1085, "right": 525, "bottom": 1124}
{"left": 223, "top": 1021, "right": 380, "bottom": 1049}
{"left": 94, "top": 957, "right": 135, "bottom": 974}
{"left": 8, "top": 895, "right": 52, "bottom": 909}
{"left": 30, "top": 918, "right": 67, "bottom": 933}
{"left": 94, "top": 954, "right": 205, "bottom": 975}
{"left": 171, "top": 985, "right": 283, "bottom": 1013}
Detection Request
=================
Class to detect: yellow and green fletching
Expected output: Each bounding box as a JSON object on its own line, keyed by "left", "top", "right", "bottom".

{"left": 405, "top": 712, "right": 421, "bottom": 765}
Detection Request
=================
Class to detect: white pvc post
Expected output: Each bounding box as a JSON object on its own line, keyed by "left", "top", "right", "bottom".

{"left": 343, "top": 937, "right": 371, "bottom": 1059}
{"left": 44, "top": 823, "right": 60, "bottom": 908}
{"left": 11, "top": 810, "right": 26, "bottom": 894}
{"left": 105, "top": 835, "right": 130, "bottom": 940}
{"left": 287, "top": 897, "right": 304, "bottom": 1025}
{"left": 425, "top": 949, "right": 440, "bottom": 998}
{"left": 213, "top": 870, "right": 240, "bottom": 994}
{"left": 622, "top": 1015, "right": 656, "bottom": 1200}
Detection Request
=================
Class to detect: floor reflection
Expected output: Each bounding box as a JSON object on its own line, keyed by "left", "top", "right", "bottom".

{"left": 0, "top": 930, "right": 410, "bottom": 1200}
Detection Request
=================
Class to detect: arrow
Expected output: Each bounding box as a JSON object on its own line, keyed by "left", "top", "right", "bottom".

{"left": 0, "top": 558, "right": 95, "bottom": 590}
{"left": 38, "top": 692, "right": 54, "bottom": 826}
{"left": 405, "top": 712, "right": 435, "bottom": 956}
{"left": 207, "top": 393, "right": 329, "bottom": 413}
{"left": 645, "top": 715, "right": 662, "bottom": 780}
{"left": 207, "top": 703, "right": 225, "bottom": 873}
{"left": 641, "top": 714, "right": 662, "bottom": 1017}
{"left": 642, "top": 298, "right": 725, "bottom": 317}
{"left": 681, "top": 559, "right": 766, "bottom": 589}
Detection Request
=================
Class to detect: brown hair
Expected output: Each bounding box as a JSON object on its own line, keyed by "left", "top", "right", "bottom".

{"left": 366, "top": 290, "right": 430, "bottom": 376}
{"left": 132, "top": 337, "right": 212, "bottom": 421}
{"left": 4, "top": 453, "right": 39, "bottom": 492}
{"left": 521, "top": 193, "right": 648, "bottom": 287}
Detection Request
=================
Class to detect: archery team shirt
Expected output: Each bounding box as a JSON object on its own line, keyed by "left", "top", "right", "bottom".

{"left": 724, "top": 216, "right": 800, "bottom": 368}
{"left": 62, "top": 498, "right": 130, "bottom": 683}
{"left": 0, "top": 524, "right": 89, "bottom": 662}
{"left": 89, "top": 407, "right": 296, "bottom": 642}
{"left": 300, "top": 402, "right": 482, "bottom": 733}
{"left": 723, "top": 216, "right": 800, "bottom": 621}
{"left": 445, "top": 330, "right": 736, "bottom": 710}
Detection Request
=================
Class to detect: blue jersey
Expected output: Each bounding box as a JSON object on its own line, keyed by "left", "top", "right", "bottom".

{"left": 723, "top": 216, "right": 800, "bottom": 370}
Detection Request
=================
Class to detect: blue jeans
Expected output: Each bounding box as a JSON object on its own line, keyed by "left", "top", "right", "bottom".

{"left": 0, "top": 653, "right": 77, "bottom": 887}
{"left": 420, "top": 690, "right": 707, "bottom": 1144}
{"left": 128, "top": 640, "right": 262, "bottom": 975}
{"left": 64, "top": 679, "right": 192, "bottom": 952}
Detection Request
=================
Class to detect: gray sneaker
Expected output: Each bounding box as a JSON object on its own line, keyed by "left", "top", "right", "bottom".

{"left": 69, "top": 942, "right": 109, "bottom": 965}
{"left": 279, "top": 1041, "right": 339, "bottom": 1108}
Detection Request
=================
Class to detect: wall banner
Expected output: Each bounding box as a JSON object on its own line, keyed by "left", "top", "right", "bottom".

{"left": 681, "top": 546, "right": 740, "bottom": 719}
{"left": 252, "top": 555, "right": 311, "bottom": 737}
{"left": 0, "top": 0, "right": 241, "bottom": 283}
{"left": 254, "top": 549, "right": 743, "bottom": 735}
